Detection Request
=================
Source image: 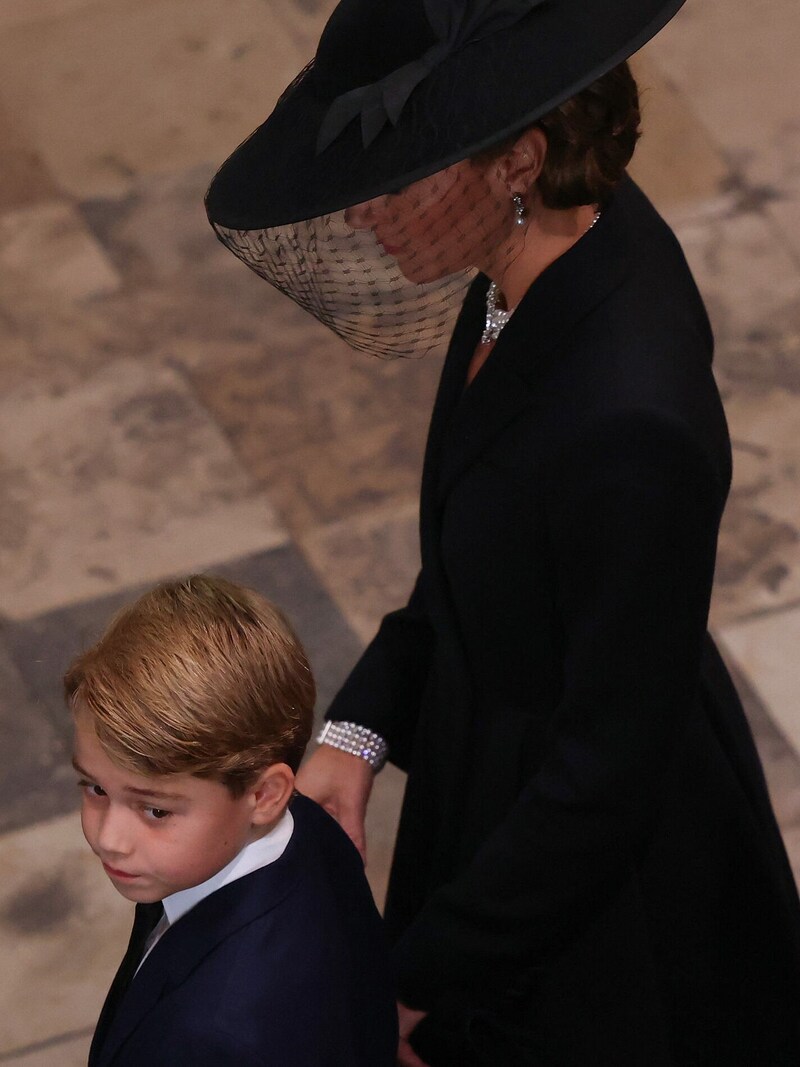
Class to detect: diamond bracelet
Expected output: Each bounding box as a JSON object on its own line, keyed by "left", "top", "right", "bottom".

{"left": 316, "top": 720, "right": 389, "bottom": 772}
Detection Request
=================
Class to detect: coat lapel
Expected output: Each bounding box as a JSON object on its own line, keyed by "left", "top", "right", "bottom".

{"left": 433, "top": 181, "right": 633, "bottom": 506}
{"left": 97, "top": 817, "right": 306, "bottom": 1066}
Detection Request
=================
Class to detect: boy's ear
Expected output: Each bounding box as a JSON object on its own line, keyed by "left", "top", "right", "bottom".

{"left": 249, "top": 763, "right": 295, "bottom": 827}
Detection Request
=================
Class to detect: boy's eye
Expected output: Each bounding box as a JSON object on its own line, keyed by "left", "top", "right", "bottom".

{"left": 78, "top": 779, "right": 106, "bottom": 798}
{"left": 144, "top": 807, "right": 171, "bottom": 821}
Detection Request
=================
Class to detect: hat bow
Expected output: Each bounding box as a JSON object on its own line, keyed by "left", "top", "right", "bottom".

{"left": 316, "top": 0, "right": 547, "bottom": 155}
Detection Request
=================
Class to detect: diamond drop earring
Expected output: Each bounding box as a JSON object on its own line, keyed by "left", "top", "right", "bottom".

{"left": 512, "top": 193, "right": 526, "bottom": 226}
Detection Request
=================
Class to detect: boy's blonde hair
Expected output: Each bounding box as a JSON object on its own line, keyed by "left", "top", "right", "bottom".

{"left": 65, "top": 575, "right": 315, "bottom": 793}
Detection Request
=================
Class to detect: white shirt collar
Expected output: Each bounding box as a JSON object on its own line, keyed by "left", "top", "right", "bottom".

{"left": 162, "top": 807, "right": 294, "bottom": 926}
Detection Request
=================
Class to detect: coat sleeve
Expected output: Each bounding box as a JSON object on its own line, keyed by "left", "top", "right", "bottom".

{"left": 325, "top": 572, "right": 435, "bottom": 771}
{"left": 392, "top": 410, "right": 726, "bottom": 1007}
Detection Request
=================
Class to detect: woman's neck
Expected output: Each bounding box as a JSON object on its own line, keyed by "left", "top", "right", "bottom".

{"left": 483, "top": 200, "right": 599, "bottom": 311}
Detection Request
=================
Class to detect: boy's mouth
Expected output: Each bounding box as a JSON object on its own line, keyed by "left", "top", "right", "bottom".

{"left": 102, "top": 862, "right": 139, "bottom": 880}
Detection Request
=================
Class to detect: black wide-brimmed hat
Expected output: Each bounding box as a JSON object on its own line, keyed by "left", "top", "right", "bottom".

{"left": 206, "top": 0, "right": 686, "bottom": 230}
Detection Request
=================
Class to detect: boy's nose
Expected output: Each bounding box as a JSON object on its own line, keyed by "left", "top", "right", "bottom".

{"left": 96, "top": 806, "right": 134, "bottom": 858}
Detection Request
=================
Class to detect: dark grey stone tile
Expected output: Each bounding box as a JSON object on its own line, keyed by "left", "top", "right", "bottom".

{"left": 0, "top": 639, "right": 75, "bottom": 835}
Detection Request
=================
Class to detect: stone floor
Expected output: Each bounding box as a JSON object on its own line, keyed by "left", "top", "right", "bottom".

{"left": 2, "top": 0, "right": 800, "bottom": 1061}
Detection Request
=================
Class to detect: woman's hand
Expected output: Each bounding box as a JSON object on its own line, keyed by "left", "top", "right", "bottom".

{"left": 295, "top": 744, "right": 374, "bottom": 862}
{"left": 397, "top": 1003, "right": 430, "bottom": 1067}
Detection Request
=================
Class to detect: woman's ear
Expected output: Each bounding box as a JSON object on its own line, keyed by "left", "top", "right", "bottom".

{"left": 501, "top": 126, "right": 548, "bottom": 195}
{"left": 249, "top": 763, "right": 295, "bottom": 828}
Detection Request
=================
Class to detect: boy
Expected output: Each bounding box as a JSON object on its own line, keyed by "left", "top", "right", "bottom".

{"left": 66, "top": 574, "right": 397, "bottom": 1067}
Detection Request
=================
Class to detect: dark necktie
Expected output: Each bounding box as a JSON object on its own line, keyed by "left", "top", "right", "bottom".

{"left": 90, "top": 901, "right": 164, "bottom": 1064}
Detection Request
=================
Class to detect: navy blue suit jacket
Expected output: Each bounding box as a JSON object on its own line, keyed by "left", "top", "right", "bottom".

{"left": 90, "top": 795, "right": 397, "bottom": 1066}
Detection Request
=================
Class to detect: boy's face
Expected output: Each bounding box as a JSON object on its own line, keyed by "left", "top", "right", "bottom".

{"left": 73, "top": 708, "right": 263, "bottom": 903}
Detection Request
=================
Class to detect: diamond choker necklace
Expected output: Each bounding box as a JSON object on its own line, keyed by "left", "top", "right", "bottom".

{"left": 481, "top": 208, "right": 601, "bottom": 344}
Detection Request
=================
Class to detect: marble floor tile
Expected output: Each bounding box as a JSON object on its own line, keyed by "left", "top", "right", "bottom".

{"left": 719, "top": 606, "right": 800, "bottom": 763}
{"left": 364, "top": 763, "right": 405, "bottom": 912}
{"left": 0, "top": 641, "right": 75, "bottom": 836}
{"left": 0, "top": 323, "right": 41, "bottom": 399}
{"left": 645, "top": 0, "right": 800, "bottom": 261}
{"left": 0, "top": 1032, "right": 92, "bottom": 1067}
{"left": 188, "top": 319, "right": 442, "bottom": 468}
{"left": 644, "top": 0, "right": 800, "bottom": 167}
{"left": 191, "top": 316, "right": 440, "bottom": 535}
{"left": 80, "top": 164, "right": 232, "bottom": 289}
{"left": 301, "top": 502, "right": 420, "bottom": 645}
{"left": 0, "top": 0, "right": 98, "bottom": 32}
{"left": 674, "top": 210, "right": 800, "bottom": 343}
{"left": 0, "top": 100, "right": 61, "bottom": 215}
{"left": 0, "top": 359, "right": 287, "bottom": 620}
{"left": 720, "top": 646, "right": 800, "bottom": 888}
{"left": 0, "top": 812, "right": 130, "bottom": 1054}
{"left": 766, "top": 191, "right": 800, "bottom": 270}
{"left": 245, "top": 417, "right": 429, "bottom": 535}
{"left": 0, "top": 0, "right": 329, "bottom": 200}
{"left": 628, "top": 52, "right": 730, "bottom": 219}
{"left": 711, "top": 387, "right": 800, "bottom": 626}
{"left": 0, "top": 202, "right": 120, "bottom": 324}
{"left": 0, "top": 1030, "right": 92, "bottom": 1067}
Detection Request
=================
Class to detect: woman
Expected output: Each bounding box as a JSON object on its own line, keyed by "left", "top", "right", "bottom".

{"left": 206, "top": 1, "right": 800, "bottom": 1063}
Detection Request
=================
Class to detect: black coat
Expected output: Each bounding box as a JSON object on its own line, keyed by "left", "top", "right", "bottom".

{"left": 328, "top": 178, "right": 800, "bottom": 1065}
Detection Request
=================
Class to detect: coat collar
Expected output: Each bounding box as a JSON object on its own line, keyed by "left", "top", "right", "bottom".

{"left": 430, "top": 176, "right": 635, "bottom": 504}
{"left": 97, "top": 796, "right": 312, "bottom": 1066}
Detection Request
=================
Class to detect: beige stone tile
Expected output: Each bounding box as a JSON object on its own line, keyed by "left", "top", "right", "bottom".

{"left": 722, "top": 652, "right": 800, "bottom": 889}
{"left": 0, "top": 323, "right": 41, "bottom": 399}
{"left": 2, "top": 1030, "right": 92, "bottom": 1066}
{"left": 674, "top": 211, "right": 800, "bottom": 340}
{"left": 0, "top": 359, "right": 288, "bottom": 620}
{"left": 766, "top": 190, "right": 800, "bottom": 268}
{"left": 189, "top": 324, "right": 441, "bottom": 464}
{"left": 0, "top": 812, "right": 130, "bottom": 1054}
{"left": 628, "top": 52, "right": 730, "bottom": 219}
{"left": 0, "top": 0, "right": 99, "bottom": 32}
{"left": 0, "top": 0, "right": 326, "bottom": 200}
{"left": 81, "top": 164, "right": 230, "bottom": 288}
{"left": 365, "top": 763, "right": 405, "bottom": 913}
{"left": 643, "top": 0, "right": 800, "bottom": 162}
{"left": 645, "top": 0, "right": 800, "bottom": 251}
{"left": 0, "top": 202, "right": 120, "bottom": 324}
{"left": 0, "top": 100, "right": 61, "bottom": 214}
{"left": 710, "top": 387, "right": 800, "bottom": 627}
{"left": 718, "top": 606, "right": 800, "bottom": 763}
{"left": 302, "top": 502, "right": 420, "bottom": 645}
{"left": 190, "top": 320, "right": 441, "bottom": 534}
{"left": 248, "top": 417, "right": 428, "bottom": 535}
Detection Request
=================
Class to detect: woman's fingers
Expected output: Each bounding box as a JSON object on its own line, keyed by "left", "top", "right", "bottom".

{"left": 397, "top": 1003, "right": 430, "bottom": 1067}
{"left": 295, "top": 744, "right": 375, "bottom": 861}
{"left": 397, "top": 1039, "right": 430, "bottom": 1067}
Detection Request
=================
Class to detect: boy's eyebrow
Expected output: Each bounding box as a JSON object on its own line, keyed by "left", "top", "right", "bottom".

{"left": 71, "top": 757, "right": 188, "bottom": 800}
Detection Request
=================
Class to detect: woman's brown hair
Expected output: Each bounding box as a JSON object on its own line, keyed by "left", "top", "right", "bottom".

{"left": 477, "top": 61, "right": 641, "bottom": 208}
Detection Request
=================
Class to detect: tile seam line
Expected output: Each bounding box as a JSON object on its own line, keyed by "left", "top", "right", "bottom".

{"left": 0, "top": 1025, "right": 94, "bottom": 1063}
{"left": 641, "top": 49, "right": 800, "bottom": 272}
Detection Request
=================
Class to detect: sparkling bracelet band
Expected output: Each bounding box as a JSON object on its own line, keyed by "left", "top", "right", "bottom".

{"left": 317, "top": 720, "right": 389, "bottom": 772}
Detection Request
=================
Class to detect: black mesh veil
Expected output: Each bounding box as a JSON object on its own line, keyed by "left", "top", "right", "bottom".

{"left": 211, "top": 213, "right": 475, "bottom": 360}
